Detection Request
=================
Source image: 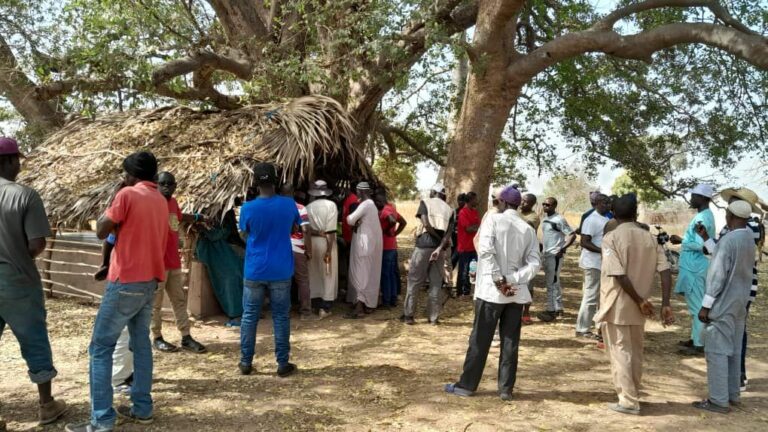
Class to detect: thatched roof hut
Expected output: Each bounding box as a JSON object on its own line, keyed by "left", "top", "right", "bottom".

{"left": 20, "top": 95, "right": 373, "bottom": 228}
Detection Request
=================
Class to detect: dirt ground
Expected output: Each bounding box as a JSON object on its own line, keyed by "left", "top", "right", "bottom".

{"left": 2, "top": 242, "right": 767, "bottom": 432}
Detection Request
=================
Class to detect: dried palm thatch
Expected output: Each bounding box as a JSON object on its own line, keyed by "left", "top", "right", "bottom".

{"left": 20, "top": 95, "right": 372, "bottom": 228}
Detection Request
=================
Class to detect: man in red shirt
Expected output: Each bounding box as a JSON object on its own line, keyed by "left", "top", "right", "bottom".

{"left": 375, "top": 190, "right": 407, "bottom": 307}
{"left": 340, "top": 184, "right": 358, "bottom": 299}
{"left": 152, "top": 172, "right": 206, "bottom": 353}
{"left": 456, "top": 192, "right": 481, "bottom": 299}
{"left": 67, "top": 151, "right": 169, "bottom": 432}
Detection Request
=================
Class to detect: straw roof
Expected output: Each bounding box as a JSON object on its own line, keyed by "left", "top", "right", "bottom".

{"left": 20, "top": 95, "right": 373, "bottom": 228}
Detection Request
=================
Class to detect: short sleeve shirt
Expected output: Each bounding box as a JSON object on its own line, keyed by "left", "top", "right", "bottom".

{"left": 307, "top": 199, "right": 339, "bottom": 233}
{"left": 106, "top": 182, "right": 169, "bottom": 283}
{"left": 579, "top": 211, "right": 609, "bottom": 269}
{"left": 0, "top": 178, "right": 51, "bottom": 295}
{"left": 380, "top": 203, "right": 399, "bottom": 251}
{"left": 239, "top": 195, "right": 301, "bottom": 281}
{"left": 456, "top": 206, "right": 480, "bottom": 252}
{"left": 520, "top": 210, "right": 541, "bottom": 231}
{"left": 595, "top": 223, "right": 670, "bottom": 325}
{"left": 291, "top": 202, "right": 310, "bottom": 253}
{"left": 164, "top": 197, "right": 183, "bottom": 270}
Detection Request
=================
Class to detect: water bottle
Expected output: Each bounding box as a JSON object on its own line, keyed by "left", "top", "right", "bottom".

{"left": 469, "top": 259, "right": 477, "bottom": 285}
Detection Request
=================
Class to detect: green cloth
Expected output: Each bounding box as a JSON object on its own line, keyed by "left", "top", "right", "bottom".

{"left": 196, "top": 227, "right": 244, "bottom": 318}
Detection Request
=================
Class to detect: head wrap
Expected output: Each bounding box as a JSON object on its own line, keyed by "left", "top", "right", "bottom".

{"left": 499, "top": 185, "right": 522, "bottom": 207}
{"left": 122, "top": 151, "right": 158, "bottom": 181}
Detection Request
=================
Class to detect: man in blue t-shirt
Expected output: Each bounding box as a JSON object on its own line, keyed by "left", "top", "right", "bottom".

{"left": 238, "top": 162, "right": 301, "bottom": 378}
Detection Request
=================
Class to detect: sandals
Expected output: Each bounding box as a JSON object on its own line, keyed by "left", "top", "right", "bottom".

{"left": 692, "top": 399, "right": 730, "bottom": 414}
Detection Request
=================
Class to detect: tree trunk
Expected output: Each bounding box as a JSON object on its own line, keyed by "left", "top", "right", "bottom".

{"left": 0, "top": 34, "right": 62, "bottom": 135}
{"left": 443, "top": 72, "right": 518, "bottom": 212}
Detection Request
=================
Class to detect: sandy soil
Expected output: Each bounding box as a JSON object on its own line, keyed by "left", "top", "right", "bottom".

{"left": 1, "top": 243, "right": 767, "bottom": 432}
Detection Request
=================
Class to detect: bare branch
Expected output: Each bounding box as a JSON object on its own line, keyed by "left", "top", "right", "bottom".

{"left": 509, "top": 23, "right": 768, "bottom": 87}
{"left": 593, "top": 0, "right": 760, "bottom": 37}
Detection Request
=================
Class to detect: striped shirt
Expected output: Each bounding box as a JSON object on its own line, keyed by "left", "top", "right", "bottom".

{"left": 703, "top": 218, "right": 761, "bottom": 300}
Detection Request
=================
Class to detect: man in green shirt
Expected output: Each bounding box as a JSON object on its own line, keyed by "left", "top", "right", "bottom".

{"left": 0, "top": 137, "right": 68, "bottom": 426}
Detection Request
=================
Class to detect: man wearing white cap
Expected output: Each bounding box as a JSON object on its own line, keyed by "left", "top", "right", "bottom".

{"left": 402, "top": 183, "right": 454, "bottom": 324}
{"left": 670, "top": 184, "right": 716, "bottom": 355}
{"left": 695, "top": 187, "right": 763, "bottom": 390}
{"left": 692, "top": 200, "right": 755, "bottom": 414}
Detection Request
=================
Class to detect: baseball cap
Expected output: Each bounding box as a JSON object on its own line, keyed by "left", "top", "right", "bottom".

{"left": 728, "top": 200, "right": 752, "bottom": 218}
{"left": 253, "top": 162, "right": 277, "bottom": 185}
{"left": 690, "top": 184, "right": 714, "bottom": 198}
{"left": 0, "top": 137, "right": 24, "bottom": 157}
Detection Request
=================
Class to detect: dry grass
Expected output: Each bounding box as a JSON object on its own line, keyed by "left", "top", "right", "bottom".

{"left": 19, "top": 96, "right": 371, "bottom": 227}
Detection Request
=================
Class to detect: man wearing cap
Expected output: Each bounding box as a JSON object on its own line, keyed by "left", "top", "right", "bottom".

{"left": 692, "top": 200, "right": 755, "bottom": 414}
{"left": 345, "top": 182, "right": 383, "bottom": 318}
{"left": 403, "top": 183, "right": 455, "bottom": 325}
{"left": 0, "top": 137, "right": 68, "bottom": 426}
{"left": 696, "top": 187, "right": 762, "bottom": 391}
{"left": 306, "top": 180, "right": 338, "bottom": 319}
{"left": 237, "top": 163, "right": 301, "bottom": 378}
{"left": 67, "top": 151, "right": 169, "bottom": 432}
{"left": 670, "top": 184, "right": 716, "bottom": 355}
{"left": 444, "top": 185, "right": 540, "bottom": 401}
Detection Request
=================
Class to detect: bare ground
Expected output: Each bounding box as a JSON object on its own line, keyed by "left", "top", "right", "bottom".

{"left": 2, "top": 243, "right": 767, "bottom": 432}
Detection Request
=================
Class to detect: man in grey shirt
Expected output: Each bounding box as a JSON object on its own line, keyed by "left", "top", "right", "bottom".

{"left": 0, "top": 137, "right": 68, "bottom": 426}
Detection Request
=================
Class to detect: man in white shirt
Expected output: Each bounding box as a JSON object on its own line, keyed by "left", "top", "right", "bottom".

{"left": 576, "top": 193, "right": 610, "bottom": 338}
{"left": 537, "top": 197, "right": 576, "bottom": 322}
{"left": 444, "top": 185, "right": 540, "bottom": 401}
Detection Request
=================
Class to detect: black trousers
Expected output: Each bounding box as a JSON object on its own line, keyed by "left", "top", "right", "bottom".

{"left": 456, "top": 251, "right": 477, "bottom": 296}
{"left": 458, "top": 299, "right": 523, "bottom": 393}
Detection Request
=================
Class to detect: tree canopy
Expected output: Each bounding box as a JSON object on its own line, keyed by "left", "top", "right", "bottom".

{"left": 1, "top": 1, "right": 767, "bottom": 200}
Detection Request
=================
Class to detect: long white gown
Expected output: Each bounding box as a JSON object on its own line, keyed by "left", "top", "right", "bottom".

{"left": 346, "top": 199, "right": 383, "bottom": 308}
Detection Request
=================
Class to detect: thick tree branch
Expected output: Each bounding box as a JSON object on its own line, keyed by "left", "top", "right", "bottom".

{"left": 509, "top": 23, "right": 768, "bottom": 87}
{"left": 379, "top": 124, "right": 444, "bottom": 166}
{"left": 593, "top": 0, "right": 760, "bottom": 37}
{"left": 151, "top": 48, "right": 252, "bottom": 84}
{"left": 0, "top": 33, "right": 62, "bottom": 132}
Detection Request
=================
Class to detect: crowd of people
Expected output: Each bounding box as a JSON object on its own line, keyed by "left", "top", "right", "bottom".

{"left": 0, "top": 136, "right": 763, "bottom": 430}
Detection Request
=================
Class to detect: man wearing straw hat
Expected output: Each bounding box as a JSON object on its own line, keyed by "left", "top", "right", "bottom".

{"left": 306, "top": 180, "right": 339, "bottom": 319}
{"left": 67, "top": 151, "right": 168, "bottom": 432}
{"left": 692, "top": 200, "right": 755, "bottom": 414}
{"left": 696, "top": 187, "right": 763, "bottom": 391}
{"left": 0, "top": 137, "right": 68, "bottom": 427}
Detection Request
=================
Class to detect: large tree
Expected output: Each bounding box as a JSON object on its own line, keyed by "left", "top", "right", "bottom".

{"left": 0, "top": 0, "right": 476, "bottom": 142}
{"left": 442, "top": 0, "right": 768, "bottom": 207}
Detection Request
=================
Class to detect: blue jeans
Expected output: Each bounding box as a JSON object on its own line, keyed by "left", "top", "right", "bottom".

{"left": 90, "top": 281, "right": 156, "bottom": 428}
{"left": 0, "top": 286, "right": 57, "bottom": 383}
{"left": 457, "top": 251, "right": 477, "bottom": 296}
{"left": 380, "top": 250, "right": 399, "bottom": 306}
{"left": 240, "top": 279, "right": 292, "bottom": 367}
